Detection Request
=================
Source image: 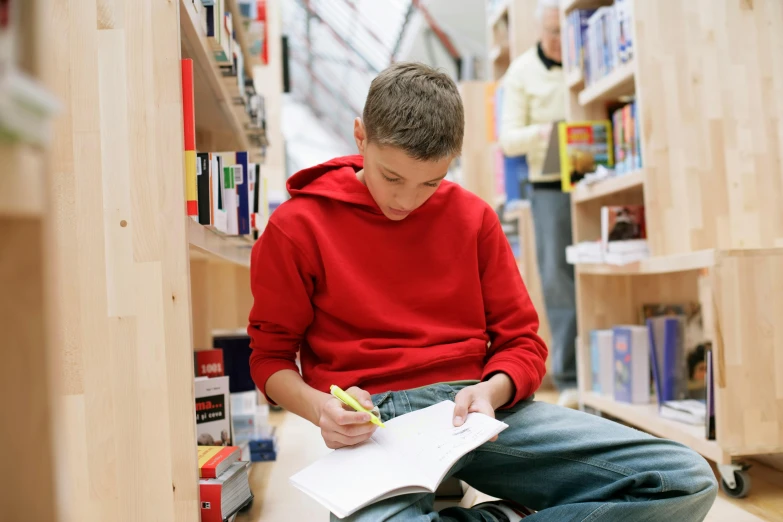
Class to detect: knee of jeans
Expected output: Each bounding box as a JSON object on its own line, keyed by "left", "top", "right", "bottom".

{"left": 665, "top": 444, "right": 719, "bottom": 496}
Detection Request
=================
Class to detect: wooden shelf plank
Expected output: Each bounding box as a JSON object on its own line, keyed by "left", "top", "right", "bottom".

{"left": 581, "top": 392, "right": 729, "bottom": 463}
{"left": 489, "top": 44, "right": 510, "bottom": 63}
{"left": 579, "top": 60, "right": 636, "bottom": 106}
{"left": 187, "top": 218, "right": 254, "bottom": 268}
{"left": 567, "top": 68, "right": 584, "bottom": 90}
{"left": 179, "top": 0, "right": 250, "bottom": 152}
{"left": 572, "top": 170, "right": 644, "bottom": 204}
{"left": 0, "top": 144, "right": 45, "bottom": 217}
{"left": 562, "top": 0, "right": 613, "bottom": 14}
{"left": 576, "top": 249, "right": 718, "bottom": 275}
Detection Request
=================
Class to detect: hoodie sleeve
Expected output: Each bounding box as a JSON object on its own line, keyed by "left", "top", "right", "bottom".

{"left": 478, "top": 209, "right": 549, "bottom": 407}
{"left": 248, "top": 221, "right": 317, "bottom": 404}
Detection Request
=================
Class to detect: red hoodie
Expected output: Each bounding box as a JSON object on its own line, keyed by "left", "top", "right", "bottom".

{"left": 248, "top": 155, "right": 547, "bottom": 407}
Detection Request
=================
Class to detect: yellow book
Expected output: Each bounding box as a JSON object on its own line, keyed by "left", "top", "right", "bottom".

{"left": 558, "top": 120, "right": 614, "bottom": 192}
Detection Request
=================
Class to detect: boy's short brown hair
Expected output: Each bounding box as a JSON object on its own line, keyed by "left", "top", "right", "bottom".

{"left": 362, "top": 62, "right": 464, "bottom": 161}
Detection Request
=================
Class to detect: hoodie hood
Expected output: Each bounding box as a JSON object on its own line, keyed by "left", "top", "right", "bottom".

{"left": 286, "top": 155, "right": 380, "bottom": 211}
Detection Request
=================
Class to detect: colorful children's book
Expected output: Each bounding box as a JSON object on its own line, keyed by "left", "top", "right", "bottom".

{"left": 612, "top": 325, "right": 650, "bottom": 404}
{"left": 600, "top": 205, "right": 646, "bottom": 247}
{"left": 647, "top": 316, "right": 687, "bottom": 403}
{"left": 558, "top": 120, "right": 613, "bottom": 192}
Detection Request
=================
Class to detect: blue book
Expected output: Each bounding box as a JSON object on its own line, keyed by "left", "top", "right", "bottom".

{"left": 235, "top": 151, "right": 251, "bottom": 235}
{"left": 613, "top": 326, "right": 650, "bottom": 404}
{"left": 647, "top": 316, "right": 686, "bottom": 403}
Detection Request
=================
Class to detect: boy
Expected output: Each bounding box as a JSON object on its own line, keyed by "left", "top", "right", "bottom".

{"left": 248, "top": 62, "right": 717, "bottom": 521}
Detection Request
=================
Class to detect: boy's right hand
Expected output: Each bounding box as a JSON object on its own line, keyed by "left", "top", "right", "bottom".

{"left": 318, "top": 386, "right": 378, "bottom": 449}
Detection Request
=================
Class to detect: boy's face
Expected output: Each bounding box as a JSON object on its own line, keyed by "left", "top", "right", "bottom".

{"left": 354, "top": 118, "right": 453, "bottom": 221}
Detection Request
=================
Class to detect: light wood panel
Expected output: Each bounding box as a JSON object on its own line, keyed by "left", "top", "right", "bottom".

{"left": 48, "top": 1, "right": 199, "bottom": 521}
{"left": 634, "top": 0, "right": 783, "bottom": 256}
{"left": 713, "top": 250, "right": 783, "bottom": 456}
{"left": 508, "top": 0, "right": 538, "bottom": 60}
{"left": 253, "top": 0, "right": 286, "bottom": 193}
{"left": 459, "top": 81, "right": 496, "bottom": 206}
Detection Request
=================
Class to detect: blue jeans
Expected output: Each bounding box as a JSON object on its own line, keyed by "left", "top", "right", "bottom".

{"left": 333, "top": 382, "right": 718, "bottom": 522}
{"left": 530, "top": 186, "right": 577, "bottom": 390}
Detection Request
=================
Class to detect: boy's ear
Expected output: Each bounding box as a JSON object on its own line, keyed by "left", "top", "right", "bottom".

{"left": 354, "top": 117, "right": 367, "bottom": 155}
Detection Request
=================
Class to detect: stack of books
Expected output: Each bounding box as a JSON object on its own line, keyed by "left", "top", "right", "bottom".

{"left": 583, "top": 0, "right": 634, "bottom": 86}
{"left": 198, "top": 446, "right": 254, "bottom": 522}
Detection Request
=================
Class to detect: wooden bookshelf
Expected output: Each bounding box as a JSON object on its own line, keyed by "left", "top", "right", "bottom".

{"left": 563, "top": 1, "right": 783, "bottom": 494}
{"left": 578, "top": 60, "right": 635, "bottom": 106}
{"left": 187, "top": 218, "right": 254, "bottom": 268}
{"left": 562, "top": 0, "right": 613, "bottom": 14}
{"left": 575, "top": 249, "right": 716, "bottom": 275}
{"left": 571, "top": 170, "right": 643, "bottom": 204}
{"left": 180, "top": 0, "right": 250, "bottom": 152}
{"left": 581, "top": 392, "right": 728, "bottom": 463}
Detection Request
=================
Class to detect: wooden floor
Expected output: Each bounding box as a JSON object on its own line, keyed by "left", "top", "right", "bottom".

{"left": 237, "top": 391, "right": 783, "bottom": 522}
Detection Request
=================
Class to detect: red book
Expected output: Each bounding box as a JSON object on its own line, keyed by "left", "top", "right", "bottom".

{"left": 195, "top": 349, "right": 225, "bottom": 378}
{"left": 181, "top": 59, "right": 198, "bottom": 217}
{"left": 198, "top": 446, "right": 241, "bottom": 479}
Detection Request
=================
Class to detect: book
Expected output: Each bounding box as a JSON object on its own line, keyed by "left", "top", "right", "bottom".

{"left": 200, "top": 462, "right": 253, "bottom": 522}
{"left": 600, "top": 205, "right": 646, "bottom": 249}
{"left": 198, "top": 446, "right": 241, "bottom": 479}
{"left": 647, "top": 316, "right": 686, "bottom": 402}
{"left": 211, "top": 153, "right": 228, "bottom": 233}
{"left": 224, "top": 164, "right": 239, "bottom": 235}
{"left": 235, "top": 151, "right": 251, "bottom": 235}
{"left": 181, "top": 59, "right": 198, "bottom": 219}
{"left": 705, "top": 348, "right": 715, "bottom": 440}
{"left": 558, "top": 121, "right": 613, "bottom": 192}
{"left": 196, "top": 376, "right": 233, "bottom": 446}
{"left": 659, "top": 400, "right": 706, "bottom": 426}
{"left": 612, "top": 326, "right": 650, "bottom": 404}
{"left": 590, "top": 329, "right": 614, "bottom": 396}
{"left": 196, "top": 348, "right": 225, "bottom": 378}
{"left": 197, "top": 152, "right": 212, "bottom": 226}
{"left": 290, "top": 400, "right": 508, "bottom": 519}
{"left": 640, "top": 302, "right": 709, "bottom": 400}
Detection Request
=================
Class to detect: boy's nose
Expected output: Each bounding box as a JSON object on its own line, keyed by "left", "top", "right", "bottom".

{"left": 394, "top": 193, "right": 417, "bottom": 211}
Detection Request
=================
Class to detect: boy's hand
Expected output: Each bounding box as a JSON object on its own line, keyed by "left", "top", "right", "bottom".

{"left": 317, "top": 386, "right": 378, "bottom": 449}
{"left": 452, "top": 374, "right": 514, "bottom": 442}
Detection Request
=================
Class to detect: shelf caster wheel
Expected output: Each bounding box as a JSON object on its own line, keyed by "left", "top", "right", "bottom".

{"left": 718, "top": 463, "right": 751, "bottom": 499}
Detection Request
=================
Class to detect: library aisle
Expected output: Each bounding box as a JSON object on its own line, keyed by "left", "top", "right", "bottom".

{"left": 5, "top": 0, "right": 783, "bottom": 521}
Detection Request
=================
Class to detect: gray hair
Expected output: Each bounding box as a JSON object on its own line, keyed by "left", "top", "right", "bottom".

{"left": 536, "top": 0, "right": 560, "bottom": 20}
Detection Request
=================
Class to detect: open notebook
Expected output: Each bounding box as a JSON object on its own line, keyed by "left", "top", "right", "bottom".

{"left": 289, "top": 400, "right": 508, "bottom": 519}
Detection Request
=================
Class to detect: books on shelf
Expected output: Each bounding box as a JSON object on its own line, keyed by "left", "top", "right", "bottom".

{"left": 583, "top": 0, "right": 634, "bottom": 87}
{"left": 613, "top": 325, "right": 650, "bottom": 404}
{"left": 590, "top": 329, "right": 614, "bottom": 397}
{"left": 611, "top": 100, "right": 642, "bottom": 175}
{"left": 566, "top": 205, "right": 648, "bottom": 265}
{"left": 564, "top": 9, "right": 596, "bottom": 75}
{"left": 558, "top": 120, "right": 614, "bottom": 192}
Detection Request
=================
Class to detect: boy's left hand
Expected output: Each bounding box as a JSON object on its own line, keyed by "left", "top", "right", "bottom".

{"left": 452, "top": 374, "right": 514, "bottom": 442}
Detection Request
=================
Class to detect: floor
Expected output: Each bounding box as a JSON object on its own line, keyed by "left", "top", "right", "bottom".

{"left": 237, "top": 391, "right": 783, "bottom": 522}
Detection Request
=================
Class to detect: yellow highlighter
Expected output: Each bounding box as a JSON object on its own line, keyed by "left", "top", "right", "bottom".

{"left": 330, "top": 385, "right": 386, "bottom": 428}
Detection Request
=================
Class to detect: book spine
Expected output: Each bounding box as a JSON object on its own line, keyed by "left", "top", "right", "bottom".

{"left": 235, "top": 151, "right": 251, "bottom": 235}
{"left": 197, "top": 153, "right": 212, "bottom": 225}
{"left": 181, "top": 59, "right": 198, "bottom": 218}
{"left": 199, "top": 482, "right": 223, "bottom": 522}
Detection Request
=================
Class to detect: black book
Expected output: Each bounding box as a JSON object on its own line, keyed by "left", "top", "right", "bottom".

{"left": 197, "top": 152, "right": 211, "bottom": 226}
